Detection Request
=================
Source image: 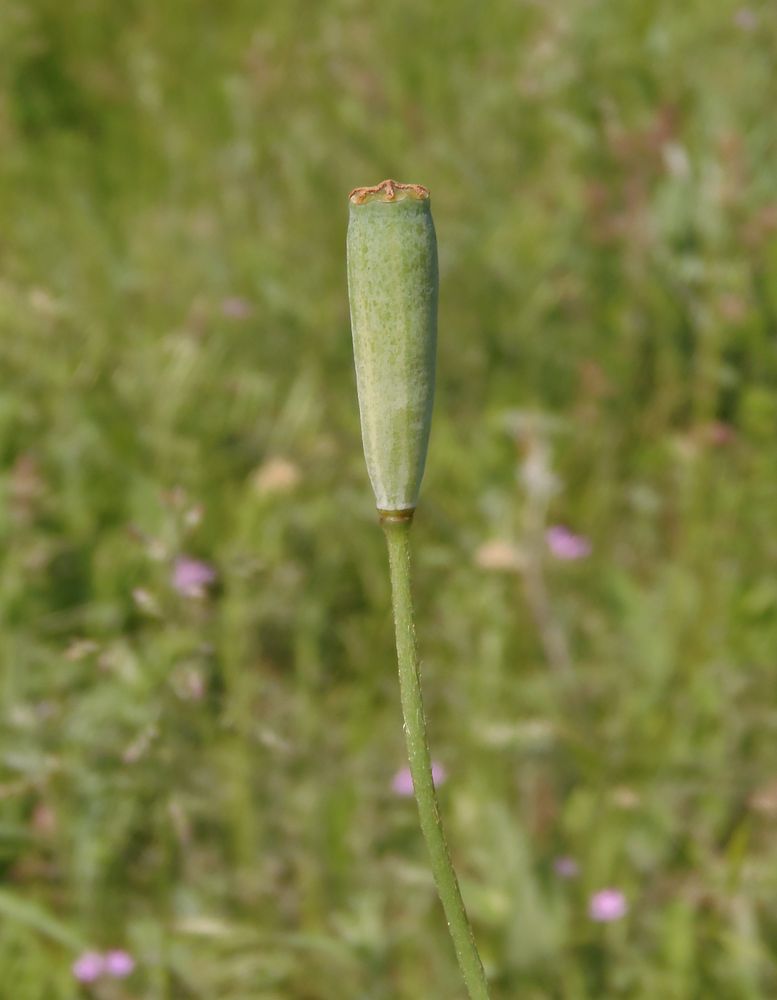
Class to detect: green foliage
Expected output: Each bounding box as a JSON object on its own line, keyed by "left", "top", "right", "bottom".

{"left": 1, "top": 0, "right": 777, "bottom": 996}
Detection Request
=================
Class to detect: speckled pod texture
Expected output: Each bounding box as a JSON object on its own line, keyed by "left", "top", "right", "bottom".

{"left": 347, "top": 191, "right": 438, "bottom": 512}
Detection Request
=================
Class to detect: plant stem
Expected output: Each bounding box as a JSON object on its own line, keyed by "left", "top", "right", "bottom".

{"left": 382, "top": 517, "right": 491, "bottom": 1000}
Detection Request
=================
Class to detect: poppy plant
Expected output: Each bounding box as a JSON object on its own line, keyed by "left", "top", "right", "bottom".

{"left": 347, "top": 180, "right": 490, "bottom": 1000}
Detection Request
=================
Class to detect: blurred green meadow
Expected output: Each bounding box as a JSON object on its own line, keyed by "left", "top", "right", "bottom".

{"left": 2, "top": 0, "right": 777, "bottom": 996}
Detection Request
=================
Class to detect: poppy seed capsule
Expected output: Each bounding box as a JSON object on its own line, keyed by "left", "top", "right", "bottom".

{"left": 347, "top": 180, "right": 438, "bottom": 518}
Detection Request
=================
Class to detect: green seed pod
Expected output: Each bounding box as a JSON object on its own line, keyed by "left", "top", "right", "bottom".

{"left": 347, "top": 180, "right": 438, "bottom": 518}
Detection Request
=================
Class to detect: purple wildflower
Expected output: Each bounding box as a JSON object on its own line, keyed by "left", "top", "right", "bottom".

{"left": 172, "top": 556, "right": 216, "bottom": 598}
{"left": 588, "top": 888, "right": 628, "bottom": 922}
{"left": 221, "top": 296, "right": 252, "bottom": 319}
{"left": 391, "top": 761, "right": 447, "bottom": 797}
{"left": 704, "top": 421, "right": 736, "bottom": 447}
{"left": 733, "top": 8, "right": 757, "bottom": 31}
{"left": 431, "top": 761, "right": 447, "bottom": 787}
{"left": 72, "top": 951, "right": 105, "bottom": 983}
{"left": 553, "top": 856, "right": 579, "bottom": 879}
{"left": 546, "top": 525, "right": 592, "bottom": 561}
{"left": 104, "top": 950, "right": 135, "bottom": 978}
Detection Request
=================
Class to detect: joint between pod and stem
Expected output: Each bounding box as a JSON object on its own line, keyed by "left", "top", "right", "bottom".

{"left": 378, "top": 507, "right": 415, "bottom": 526}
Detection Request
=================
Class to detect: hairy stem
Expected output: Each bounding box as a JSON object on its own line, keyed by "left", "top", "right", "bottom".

{"left": 383, "top": 518, "right": 491, "bottom": 1000}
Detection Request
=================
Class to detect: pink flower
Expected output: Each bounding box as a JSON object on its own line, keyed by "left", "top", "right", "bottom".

{"left": 104, "top": 950, "right": 135, "bottom": 978}
{"left": 172, "top": 556, "right": 216, "bottom": 598}
{"left": 391, "top": 761, "right": 447, "bottom": 797}
{"left": 734, "top": 8, "right": 757, "bottom": 31}
{"left": 553, "top": 856, "right": 579, "bottom": 879}
{"left": 221, "top": 296, "right": 252, "bottom": 319}
{"left": 703, "top": 421, "right": 736, "bottom": 447}
{"left": 72, "top": 951, "right": 105, "bottom": 983}
{"left": 546, "top": 525, "right": 592, "bottom": 561}
{"left": 72, "top": 949, "right": 136, "bottom": 983}
{"left": 589, "top": 888, "right": 628, "bottom": 922}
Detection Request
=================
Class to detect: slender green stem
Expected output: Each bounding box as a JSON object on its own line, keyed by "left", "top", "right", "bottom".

{"left": 383, "top": 518, "right": 491, "bottom": 1000}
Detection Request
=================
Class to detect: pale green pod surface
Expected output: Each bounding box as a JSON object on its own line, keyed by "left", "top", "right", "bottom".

{"left": 347, "top": 180, "right": 438, "bottom": 515}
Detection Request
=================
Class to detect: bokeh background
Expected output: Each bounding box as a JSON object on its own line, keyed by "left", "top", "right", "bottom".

{"left": 2, "top": 1, "right": 777, "bottom": 997}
